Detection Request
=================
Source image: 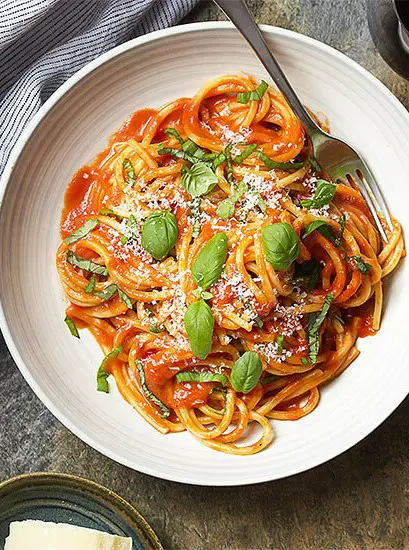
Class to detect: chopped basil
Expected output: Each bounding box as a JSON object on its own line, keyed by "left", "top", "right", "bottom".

{"left": 213, "top": 151, "right": 227, "bottom": 170}
{"left": 164, "top": 127, "right": 184, "bottom": 146}
{"left": 191, "top": 196, "right": 202, "bottom": 238}
{"left": 191, "top": 233, "right": 228, "bottom": 290}
{"left": 123, "top": 158, "right": 136, "bottom": 186}
{"left": 181, "top": 162, "right": 219, "bottom": 198}
{"left": 184, "top": 299, "right": 215, "bottom": 360}
{"left": 64, "top": 219, "right": 99, "bottom": 245}
{"left": 175, "top": 371, "right": 229, "bottom": 386}
{"left": 276, "top": 334, "right": 284, "bottom": 354}
{"left": 149, "top": 323, "right": 166, "bottom": 333}
{"left": 334, "top": 215, "right": 346, "bottom": 247}
{"left": 261, "top": 373, "right": 281, "bottom": 384}
{"left": 257, "top": 151, "right": 304, "bottom": 171}
{"left": 233, "top": 143, "right": 258, "bottom": 164}
{"left": 216, "top": 181, "right": 247, "bottom": 219}
{"left": 224, "top": 145, "right": 233, "bottom": 183}
{"left": 94, "top": 283, "right": 119, "bottom": 302}
{"left": 306, "top": 293, "right": 334, "bottom": 364}
{"left": 85, "top": 274, "right": 97, "bottom": 294}
{"left": 242, "top": 298, "right": 263, "bottom": 328}
{"left": 158, "top": 146, "right": 199, "bottom": 165}
{"left": 66, "top": 250, "right": 108, "bottom": 276}
{"left": 98, "top": 208, "right": 123, "bottom": 221}
{"left": 301, "top": 180, "right": 336, "bottom": 209}
{"left": 193, "top": 288, "right": 214, "bottom": 300}
{"left": 309, "top": 156, "right": 322, "bottom": 172}
{"left": 141, "top": 210, "right": 178, "bottom": 260}
{"left": 118, "top": 288, "right": 132, "bottom": 309}
{"left": 262, "top": 222, "right": 300, "bottom": 271}
{"left": 349, "top": 255, "right": 372, "bottom": 274}
{"left": 237, "top": 80, "right": 268, "bottom": 104}
{"left": 291, "top": 259, "right": 322, "bottom": 290}
{"left": 230, "top": 351, "right": 262, "bottom": 393}
{"left": 135, "top": 360, "right": 170, "bottom": 418}
{"left": 97, "top": 346, "right": 122, "bottom": 393}
{"left": 64, "top": 317, "right": 79, "bottom": 338}
{"left": 120, "top": 214, "right": 139, "bottom": 245}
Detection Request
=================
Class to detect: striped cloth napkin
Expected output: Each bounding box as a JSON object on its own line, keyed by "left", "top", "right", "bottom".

{"left": 0, "top": 0, "right": 198, "bottom": 175}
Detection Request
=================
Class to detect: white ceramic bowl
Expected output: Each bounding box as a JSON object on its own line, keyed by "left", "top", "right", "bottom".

{"left": 1, "top": 22, "right": 408, "bottom": 486}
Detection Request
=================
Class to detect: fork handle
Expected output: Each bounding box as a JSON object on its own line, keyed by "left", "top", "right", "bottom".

{"left": 214, "top": 0, "right": 319, "bottom": 135}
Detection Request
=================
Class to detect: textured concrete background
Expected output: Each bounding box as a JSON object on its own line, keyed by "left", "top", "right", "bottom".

{"left": 1, "top": 1, "right": 409, "bottom": 548}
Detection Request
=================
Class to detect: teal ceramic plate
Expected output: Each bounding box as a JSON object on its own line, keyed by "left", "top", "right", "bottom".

{"left": 0, "top": 473, "right": 162, "bottom": 550}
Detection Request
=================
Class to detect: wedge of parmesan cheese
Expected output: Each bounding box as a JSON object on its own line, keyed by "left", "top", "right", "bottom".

{"left": 4, "top": 520, "right": 132, "bottom": 550}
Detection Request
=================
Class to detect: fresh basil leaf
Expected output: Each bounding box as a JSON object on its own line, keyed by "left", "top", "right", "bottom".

{"left": 292, "top": 259, "right": 322, "bottom": 290}
{"left": 181, "top": 162, "right": 219, "bottom": 198}
{"left": 184, "top": 299, "right": 215, "bottom": 359}
{"left": 123, "top": 158, "right": 136, "bottom": 186}
{"left": 216, "top": 180, "right": 247, "bottom": 219}
{"left": 135, "top": 360, "right": 170, "bottom": 418}
{"left": 141, "top": 210, "right": 178, "bottom": 261}
{"left": 191, "top": 196, "right": 201, "bottom": 238}
{"left": 94, "top": 283, "right": 118, "bottom": 302}
{"left": 149, "top": 322, "right": 166, "bottom": 333}
{"left": 192, "top": 233, "right": 228, "bottom": 290}
{"left": 262, "top": 222, "right": 300, "bottom": 271}
{"left": 237, "top": 80, "right": 268, "bottom": 104}
{"left": 66, "top": 250, "right": 108, "bottom": 276}
{"left": 306, "top": 293, "right": 334, "bottom": 363}
{"left": 233, "top": 143, "right": 258, "bottom": 164}
{"left": 301, "top": 357, "right": 311, "bottom": 365}
{"left": 64, "top": 317, "right": 79, "bottom": 338}
{"left": 118, "top": 288, "right": 132, "bottom": 309}
{"left": 64, "top": 219, "right": 99, "bottom": 245}
{"left": 301, "top": 180, "right": 336, "bottom": 209}
{"left": 97, "top": 345, "right": 122, "bottom": 393}
{"left": 164, "top": 127, "right": 184, "bottom": 146}
{"left": 349, "top": 255, "right": 372, "bottom": 274}
{"left": 121, "top": 214, "right": 139, "bottom": 245}
{"left": 85, "top": 274, "right": 97, "bottom": 294}
{"left": 257, "top": 151, "right": 304, "bottom": 171}
{"left": 230, "top": 351, "right": 262, "bottom": 393}
{"left": 304, "top": 220, "right": 330, "bottom": 237}
{"left": 193, "top": 288, "right": 214, "bottom": 300}
{"left": 303, "top": 220, "right": 336, "bottom": 243}
{"left": 175, "top": 371, "right": 229, "bottom": 385}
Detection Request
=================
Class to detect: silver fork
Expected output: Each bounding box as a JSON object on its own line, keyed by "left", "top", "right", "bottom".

{"left": 213, "top": 0, "right": 393, "bottom": 242}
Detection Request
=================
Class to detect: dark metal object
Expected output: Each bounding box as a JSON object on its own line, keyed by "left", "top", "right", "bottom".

{"left": 367, "top": 0, "right": 409, "bottom": 80}
{"left": 213, "top": 0, "right": 393, "bottom": 239}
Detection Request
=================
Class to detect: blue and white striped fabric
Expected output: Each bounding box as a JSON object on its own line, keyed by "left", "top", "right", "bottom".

{"left": 0, "top": 0, "right": 198, "bottom": 175}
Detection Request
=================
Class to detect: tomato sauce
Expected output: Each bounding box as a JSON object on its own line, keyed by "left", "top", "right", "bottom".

{"left": 111, "top": 108, "right": 157, "bottom": 143}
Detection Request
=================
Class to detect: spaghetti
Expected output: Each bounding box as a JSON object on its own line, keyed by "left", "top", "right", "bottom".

{"left": 57, "top": 74, "right": 404, "bottom": 455}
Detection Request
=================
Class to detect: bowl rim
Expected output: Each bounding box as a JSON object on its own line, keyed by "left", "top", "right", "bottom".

{"left": 0, "top": 472, "right": 163, "bottom": 549}
{"left": 1, "top": 21, "right": 408, "bottom": 486}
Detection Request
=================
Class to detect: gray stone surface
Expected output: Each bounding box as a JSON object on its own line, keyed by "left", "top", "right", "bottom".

{"left": 1, "top": 1, "right": 409, "bottom": 548}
